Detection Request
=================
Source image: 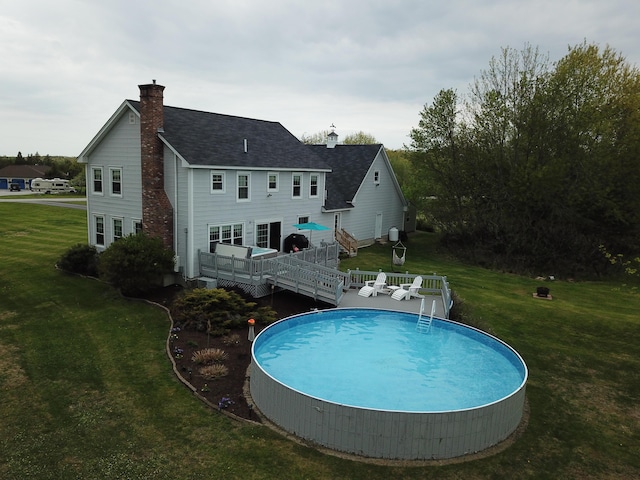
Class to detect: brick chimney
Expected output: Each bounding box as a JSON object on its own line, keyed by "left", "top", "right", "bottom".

{"left": 139, "top": 80, "right": 174, "bottom": 250}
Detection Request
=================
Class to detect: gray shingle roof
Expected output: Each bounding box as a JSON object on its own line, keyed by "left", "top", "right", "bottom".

{"left": 128, "top": 101, "right": 329, "bottom": 171}
{"left": 0, "top": 164, "right": 51, "bottom": 178}
{"left": 308, "top": 144, "right": 382, "bottom": 210}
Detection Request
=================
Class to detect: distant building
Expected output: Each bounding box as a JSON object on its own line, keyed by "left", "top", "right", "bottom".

{"left": 0, "top": 164, "right": 51, "bottom": 190}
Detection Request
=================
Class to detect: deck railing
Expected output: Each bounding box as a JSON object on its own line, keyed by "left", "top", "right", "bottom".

{"left": 198, "top": 244, "right": 348, "bottom": 305}
{"left": 198, "top": 248, "right": 452, "bottom": 314}
{"left": 287, "top": 242, "right": 340, "bottom": 267}
{"left": 348, "top": 269, "right": 453, "bottom": 318}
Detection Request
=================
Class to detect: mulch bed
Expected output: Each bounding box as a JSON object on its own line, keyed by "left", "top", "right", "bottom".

{"left": 143, "top": 285, "right": 331, "bottom": 421}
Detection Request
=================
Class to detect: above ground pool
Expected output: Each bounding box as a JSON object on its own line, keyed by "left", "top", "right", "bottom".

{"left": 250, "top": 308, "right": 527, "bottom": 460}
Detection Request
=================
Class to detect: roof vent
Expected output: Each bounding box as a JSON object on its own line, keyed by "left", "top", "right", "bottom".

{"left": 244, "top": 139, "right": 248, "bottom": 153}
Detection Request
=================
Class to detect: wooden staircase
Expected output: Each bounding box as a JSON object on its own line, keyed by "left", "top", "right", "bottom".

{"left": 335, "top": 228, "right": 358, "bottom": 257}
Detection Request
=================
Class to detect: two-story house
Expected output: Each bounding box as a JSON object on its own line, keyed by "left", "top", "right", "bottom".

{"left": 78, "top": 81, "right": 408, "bottom": 281}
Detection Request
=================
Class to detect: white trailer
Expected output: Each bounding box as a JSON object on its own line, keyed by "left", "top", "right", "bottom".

{"left": 30, "top": 178, "right": 76, "bottom": 194}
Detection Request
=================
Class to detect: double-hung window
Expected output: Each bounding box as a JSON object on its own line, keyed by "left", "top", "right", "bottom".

{"left": 237, "top": 172, "right": 250, "bottom": 201}
{"left": 211, "top": 171, "right": 225, "bottom": 193}
{"left": 267, "top": 172, "right": 278, "bottom": 192}
{"left": 92, "top": 167, "right": 103, "bottom": 194}
{"left": 309, "top": 174, "right": 318, "bottom": 197}
{"left": 110, "top": 167, "right": 122, "bottom": 196}
{"left": 95, "top": 215, "right": 105, "bottom": 246}
{"left": 292, "top": 173, "right": 302, "bottom": 198}
{"left": 112, "top": 218, "right": 123, "bottom": 241}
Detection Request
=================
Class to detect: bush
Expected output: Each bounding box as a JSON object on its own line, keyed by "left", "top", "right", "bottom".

{"left": 222, "top": 334, "right": 240, "bottom": 347}
{"left": 199, "top": 364, "right": 229, "bottom": 380}
{"left": 448, "top": 290, "right": 493, "bottom": 334}
{"left": 58, "top": 244, "right": 99, "bottom": 276}
{"left": 192, "top": 348, "right": 228, "bottom": 365}
{"left": 98, "top": 233, "right": 175, "bottom": 296}
{"left": 171, "top": 288, "right": 276, "bottom": 335}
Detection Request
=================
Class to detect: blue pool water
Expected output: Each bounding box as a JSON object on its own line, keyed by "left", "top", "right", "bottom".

{"left": 253, "top": 309, "right": 526, "bottom": 412}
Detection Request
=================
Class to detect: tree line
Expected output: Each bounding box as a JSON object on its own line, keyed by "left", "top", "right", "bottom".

{"left": 1, "top": 152, "right": 83, "bottom": 179}
{"left": 405, "top": 42, "right": 640, "bottom": 278}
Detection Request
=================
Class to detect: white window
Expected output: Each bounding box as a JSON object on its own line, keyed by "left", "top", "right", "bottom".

{"left": 110, "top": 167, "right": 122, "bottom": 196}
{"left": 292, "top": 173, "right": 302, "bottom": 198}
{"left": 211, "top": 171, "right": 225, "bottom": 193}
{"left": 267, "top": 172, "right": 279, "bottom": 192}
{"left": 95, "top": 215, "right": 105, "bottom": 246}
{"left": 92, "top": 167, "right": 103, "bottom": 194}
{"left": 309, "top": 174, "right": 319, "bottom": 197}
{"left": 112, "top": 217, "right": 123, "bottom": 241}
{"left": 373, "top": 170, "right": 380, "bottom": 185}
{"left": 256, "top": 223, "right": 269, "bottom": 248}
{"left": 133, "top": 219, "right": 143, "bottom": 235}
{"left": 209, "top": 223, "right": 244, "bottom": 252}
{"left": 237, "top": 172, "right": 250, "bottom": 201}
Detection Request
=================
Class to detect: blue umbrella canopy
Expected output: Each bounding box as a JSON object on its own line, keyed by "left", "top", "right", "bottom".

{"left": 292, "top": 222, "right": 330, "bottom": 231}
{"left": 292, "top": 222, "right": 331, "bottom": 245}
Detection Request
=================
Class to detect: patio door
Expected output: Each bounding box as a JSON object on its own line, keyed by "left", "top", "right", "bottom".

{"left": 268, "top": 222, "right": 281, "bottom": 251}
{"left": 256, "top": 221, "right": 282, "bottom": 251}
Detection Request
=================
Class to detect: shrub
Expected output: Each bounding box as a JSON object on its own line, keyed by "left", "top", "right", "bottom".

{"left": 199, "top": 364, "right": 229, "bottom": 380}
{"left": 98, "top": 233, "right": 174, "bottom": 296}
{"left": 449, "top": 290, "right": 493, "bottom": 334}
{"left": 192, "top": 348, "right": 228, "bottom": 365}
{"left": 171, "top": 288, "right": 276, "bottom": 335}
{"left": 58, "top": 244, "right": 99, "bottom": 276}
{"left": 222, "top": 334, "right": 241, "bottom": 347}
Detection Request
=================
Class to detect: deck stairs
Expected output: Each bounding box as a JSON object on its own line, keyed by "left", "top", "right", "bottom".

{"left": 335, "top": 228, "right": 358, "bottom": 257}
{"left": 416, "top": 298, "right": 436, "bottom": 333}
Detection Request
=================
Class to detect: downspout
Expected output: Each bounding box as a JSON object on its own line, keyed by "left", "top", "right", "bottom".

{"left": 84, "top": 163, "right": 91, "bottom": 245}
{"left": 173, "top": 153, "right": 180, "bottom": 277}
{"left": 188, "top": 168, "right": 195, "bottom": 278}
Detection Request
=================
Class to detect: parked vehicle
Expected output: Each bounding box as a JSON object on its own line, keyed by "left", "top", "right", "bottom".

{"left": 9, "top": 183, "right": 21, "bottom": 191}
{"left": 30, "top": 178, "right": 76, "bottom": 194}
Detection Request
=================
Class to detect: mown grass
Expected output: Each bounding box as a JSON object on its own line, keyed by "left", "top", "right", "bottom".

{"left": 0, "top": 203, "right": 638, "bottom": 479}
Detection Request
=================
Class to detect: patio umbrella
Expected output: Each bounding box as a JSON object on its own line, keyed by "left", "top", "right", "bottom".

{"left": 292, "top": 222, "right": 330, "bottom": 245}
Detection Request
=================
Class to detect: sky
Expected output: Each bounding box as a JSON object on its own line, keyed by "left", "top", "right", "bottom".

{"left": 1, "top": 0, "right": 639, "bottom": 156}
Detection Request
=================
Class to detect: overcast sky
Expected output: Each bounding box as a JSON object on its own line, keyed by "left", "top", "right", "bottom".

{"left": 1, "top": 0, "right": 639, "bottom": 156}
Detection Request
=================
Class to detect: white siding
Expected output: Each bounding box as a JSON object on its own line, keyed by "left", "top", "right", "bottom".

{"left": 176, "top": 167, "right": 328, "bottom": 278}
{"left": 335, "top": 150, "right": 405, "bottom": 245}
{"left": 85, "top": 112, "right": 142, "bottom": 251}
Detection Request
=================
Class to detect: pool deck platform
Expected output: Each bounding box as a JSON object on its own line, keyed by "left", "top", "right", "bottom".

{"left": 338, "top": 287, "right": 447, "bottom": 318}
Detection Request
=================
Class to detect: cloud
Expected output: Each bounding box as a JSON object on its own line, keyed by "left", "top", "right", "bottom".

{"left": 0, "top": 0, "right": 639, "bottom": 154}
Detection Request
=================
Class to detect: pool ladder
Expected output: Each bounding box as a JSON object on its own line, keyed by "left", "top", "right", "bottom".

{"left": 416, "top": 298, "right": 436, "bottom": 333}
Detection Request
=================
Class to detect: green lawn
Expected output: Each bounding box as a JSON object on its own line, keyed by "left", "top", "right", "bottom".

{"left": 1, "top": 203, "right": 638, "bottom": 479}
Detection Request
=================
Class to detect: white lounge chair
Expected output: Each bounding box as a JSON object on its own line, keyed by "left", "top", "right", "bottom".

{"left": 391, "top": 276, "right": 424, "bottom": 301}
{"left": 358, "top": 272, "right": 388, "bottom": 297}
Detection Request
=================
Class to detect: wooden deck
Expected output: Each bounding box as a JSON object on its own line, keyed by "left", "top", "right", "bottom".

{"left": 198, "top": 246, "right": 452, "bottom": 317}
{"left": 338, "top": 288, "right": 447, "bottom": 317}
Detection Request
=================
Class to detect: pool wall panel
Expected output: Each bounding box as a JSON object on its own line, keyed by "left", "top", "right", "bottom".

{"left": 250, "top": 357, "right": 526, "bottom": 460}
